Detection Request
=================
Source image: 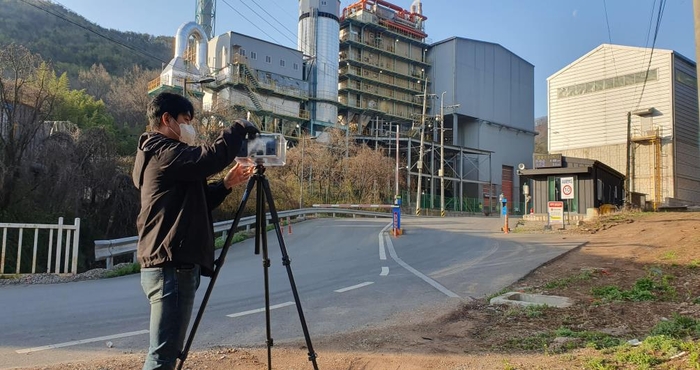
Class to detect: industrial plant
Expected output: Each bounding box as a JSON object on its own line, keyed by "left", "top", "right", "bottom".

{"left": 148, "top": 0, "right": 536, "bottom": 214}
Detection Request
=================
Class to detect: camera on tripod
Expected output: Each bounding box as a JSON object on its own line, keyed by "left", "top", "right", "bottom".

{"left": 236, "top": 133, "right": 287, "bottom": 167}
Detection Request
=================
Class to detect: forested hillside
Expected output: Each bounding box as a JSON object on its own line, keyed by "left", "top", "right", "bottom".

{"left": 0, "top": 0, "right": 173, "bottom": 77}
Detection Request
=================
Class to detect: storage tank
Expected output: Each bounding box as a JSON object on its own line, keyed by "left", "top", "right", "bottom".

{"left": 298, "top": 0, "right": 340, "bottom": 127}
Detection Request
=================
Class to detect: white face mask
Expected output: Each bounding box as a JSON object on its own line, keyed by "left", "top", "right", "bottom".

{"left": 168, "top": 118, "right": 196, "bottom": 145}
{"left": 178, "top": 123, "right": 196, "bottom": 146}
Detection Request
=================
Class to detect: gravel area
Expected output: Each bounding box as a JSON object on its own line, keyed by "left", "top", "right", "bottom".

{"left": 0, "top": 263, "right": 134, "bottom": 286}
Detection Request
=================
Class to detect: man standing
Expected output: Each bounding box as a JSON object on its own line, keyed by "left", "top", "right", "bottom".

{"left": 132, "top": 92, "right": 259, "bottom": 369}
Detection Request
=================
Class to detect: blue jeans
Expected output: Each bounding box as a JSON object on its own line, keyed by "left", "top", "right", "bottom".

{"left": 141, "top": 265, "right": 201, "bottom": 370}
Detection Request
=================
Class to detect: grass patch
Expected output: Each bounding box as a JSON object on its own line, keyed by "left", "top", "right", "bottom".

{"left": 502, "top": 304, "right": 549, "bottom": 318}
{"left": 649, "top": 314, "right": 700, "bottom": 338}
{"left": 503, "top": 332, "right": 554, "bottom": 351}
{"left": 215, "top": 231, "right": 250, "bottom": 249}
{"left": 544, "top": 270, "right": 593, "bottom": 290}
{"left": 0, "top": 274, "right": 20, "bottom": 279}
{"left": 689, "top": 259, "right": 700, "bottom": 269}
{"left": 584, "top": 357, "right": 616, "bottom": 370}
{"left": 486, "top": 287, "right": 510, "bottom": 302}
{"left": 591, "top": 275, "right": 676, "bottom": 302}
{"left": 104, "top": 263, "right": 140, "bottom": 278}
{"left": 613, "top": 335, "right": 684, "bottom": 368}
{"left": 661, "top": 251, "right": 678, "bottom": 261}
{"left": 555, "top": 327, "right": 621, "bottom": 350}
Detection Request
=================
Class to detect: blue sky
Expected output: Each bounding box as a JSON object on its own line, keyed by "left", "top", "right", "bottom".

{"left": 55, "top": 0, "right": 696, "bottom": 118}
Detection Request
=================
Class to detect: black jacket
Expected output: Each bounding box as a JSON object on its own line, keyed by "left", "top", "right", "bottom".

{"left": 132, "top": 126, "right": 245, "bottom": 276}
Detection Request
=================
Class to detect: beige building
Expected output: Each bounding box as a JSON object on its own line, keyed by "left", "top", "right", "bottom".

{"left": 548, "top": 44, "right": 700, "bottom": 208}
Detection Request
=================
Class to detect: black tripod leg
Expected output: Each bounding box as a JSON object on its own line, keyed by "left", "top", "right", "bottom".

{"left": 176, "top": 175, "right": 257, "bottom": 370}
{"left": 261, "top": 176, "right": 319, "bottom": 370}
{"left": 256, "top": 177, "right": 274, "bottom": 370}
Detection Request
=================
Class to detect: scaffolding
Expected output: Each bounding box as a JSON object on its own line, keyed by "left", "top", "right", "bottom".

{"left": 354, "top": 124, "right": 493, "bottom": 214}
{"left": 631, "top": 127, "right": 663, "bottom": 210}
{"left": 338, "top": 0, "right": 430, "bottom": 132}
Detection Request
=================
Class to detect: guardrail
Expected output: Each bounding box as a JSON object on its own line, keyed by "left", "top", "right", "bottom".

{"left": 94, "top": 208, "right": 391, "bottom": 269}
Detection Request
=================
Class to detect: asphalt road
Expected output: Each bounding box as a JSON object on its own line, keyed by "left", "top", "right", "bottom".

{"left": 0, "top": 216, "right": 586, "bottom": 369}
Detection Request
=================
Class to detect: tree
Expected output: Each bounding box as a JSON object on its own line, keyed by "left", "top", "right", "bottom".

{"left": 106, "top": 65, "right": 158, "bottom": 129}
{"left": 534, "top": 116, "right": 548, "bottom": 154}
{"left": 77, "top": 63, "right": 112, "bottom": 101}
{"left": 0, "top": 43, "right": 62, "bottom": 212}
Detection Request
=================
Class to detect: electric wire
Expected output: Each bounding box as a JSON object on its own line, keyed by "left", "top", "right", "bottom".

{"left": 602, "top": 0, "right": 618, "bottom": 76}
{"left": 19, "top": 0, "right": 170, "bottom": 66}
{"left": 630, "top": 0, "right": 659, "bottom": 111}
{"left": 218, "top": 0, "right": 339, "bottom": 99}
{"left": 636, "top": 0, "right": 667, "bottom": 109}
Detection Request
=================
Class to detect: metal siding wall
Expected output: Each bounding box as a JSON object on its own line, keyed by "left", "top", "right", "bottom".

{"left": 549, "top": 46, "right": 673, "bottom": 151}
{"left": 673, "top": 56, "right": 700, "bottom": 203}
{"left": 578, "top": 177, "right": 593, "bottom": 211}
{"left": 534, "top": 178, "right": 549, "bottom": 213}
{"left": 451, "top": 39, "right": 533, "bottom": 131}
{"left": 232, "top": 33, "right": 304, "bottom": 80}
{"left": 428, "top": 41, "right": 457, "bottom": 137}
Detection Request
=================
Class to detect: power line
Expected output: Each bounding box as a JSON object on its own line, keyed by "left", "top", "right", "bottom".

{"left": 602, "top": 0, "right": 618, "bottom": 76}
{"left": 20, "top": 0, "right": 170, "bottom": 67}
{"left": 636, "top": 0, "right": 667, "bottom": 109}
{"left": 235, "top": 0, "right": 298, "bottom": 48}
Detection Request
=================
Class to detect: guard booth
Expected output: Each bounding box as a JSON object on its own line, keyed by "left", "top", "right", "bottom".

{"left": 518, "top": 154, "right": 625, "bottom": 219}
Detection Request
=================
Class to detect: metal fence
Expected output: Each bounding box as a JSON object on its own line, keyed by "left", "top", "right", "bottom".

{"left": 0, "top": 217, "right": 81, "bottom": 276}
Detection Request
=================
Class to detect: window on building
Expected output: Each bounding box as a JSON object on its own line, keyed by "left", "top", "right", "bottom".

{"left": 280, "top": 59, "right": 286, "bottom": 67}
{"left": 293, "top": 63, "right": 299, "bottom": 70}
{"left": 240, "top": 48, "right": 246, "bottom": 56}
{"left": 250, "top": 51, "right": 257, "bottom": 60}
{"left": 266, "top": 55, "right": 271, "bottom": 63}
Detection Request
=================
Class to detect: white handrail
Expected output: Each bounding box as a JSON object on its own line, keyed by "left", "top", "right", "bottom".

{"left": 0, "top": 217, "right": 81, "bottom": 275}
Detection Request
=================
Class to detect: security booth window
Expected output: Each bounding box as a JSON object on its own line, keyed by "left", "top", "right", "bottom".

{"left": 548, "top": 176, "right": 578, "bottom": 213}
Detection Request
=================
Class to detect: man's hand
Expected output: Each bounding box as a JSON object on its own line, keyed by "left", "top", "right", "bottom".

{"left": 224, "top": 163, "right": 254, "bottom": 189}
{"left": 234, "top": 119, "right": 260, "bottom": 140}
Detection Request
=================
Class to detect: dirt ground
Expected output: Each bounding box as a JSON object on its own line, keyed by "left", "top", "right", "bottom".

{"left": 15, "top": 211, "right": 700, "bottom": 370}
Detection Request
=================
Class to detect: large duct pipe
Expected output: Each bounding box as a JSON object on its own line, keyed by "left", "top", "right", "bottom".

{"left": 174, "top": 22, "right": 209, "bottom": 72}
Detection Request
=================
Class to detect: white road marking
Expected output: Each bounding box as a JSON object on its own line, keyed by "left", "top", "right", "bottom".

{"left": 16, "top": 330, "right": 149, "bottom": 354}
{"left": 380, "top": 266, "right": 389, "bottom": 276}
{"left": 378, "top": 222, "right": 391, "bottom": 260}
{"left": 378, "top": 234, "right": 386, "bottom": 260}
{"left": 334, "top": 281, "right": 374, "bottom": 293}
{"left": 226, "top": 301, "right": 295, "bottom": 318}
{"left": 384, "top": 235, "right": 460, "bottom": 298}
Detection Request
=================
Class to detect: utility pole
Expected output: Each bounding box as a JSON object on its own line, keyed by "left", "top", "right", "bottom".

{"left": 694, "top": 0, "right": 700, "bottom": 134}
{"left": 415, "top": 71, "right": 428, "bottom": 216}
{"left": 438, "top": 92, "right": 460, "bottom": 217}
{"left": 395, "top": 122, "right": 400, "bottom": 199}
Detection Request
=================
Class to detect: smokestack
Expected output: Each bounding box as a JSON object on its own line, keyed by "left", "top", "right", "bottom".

{"left": 410, "top": 0, "right": 422, "bottom": 15}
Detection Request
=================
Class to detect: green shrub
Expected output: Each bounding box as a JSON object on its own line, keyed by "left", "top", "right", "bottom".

{"left": 105, "top": 263, "right": 140, "bottom": 278}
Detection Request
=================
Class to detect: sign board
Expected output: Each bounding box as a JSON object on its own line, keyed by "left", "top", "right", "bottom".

{"left": 548, "top": 201, "right": 564, "bottom": 226}
{"left": 560, "top": 177, "right": 575, "bottom": 200}
{"left": 533, "top": 153, "right": 562, "bottom": 169}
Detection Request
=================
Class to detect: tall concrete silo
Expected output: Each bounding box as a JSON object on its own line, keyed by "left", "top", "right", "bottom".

{"left": 298, "top": 0, "right": 341, "bottom": 130}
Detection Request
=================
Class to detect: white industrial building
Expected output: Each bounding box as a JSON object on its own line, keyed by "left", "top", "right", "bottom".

{"left": 548, "top": 44, "right": 700, "bottom": 208}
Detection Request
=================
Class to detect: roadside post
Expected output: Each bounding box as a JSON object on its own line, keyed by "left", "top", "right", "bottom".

{"left": 501, "top": 197, "right": 509, "bottom": 233}
{"left": 393, "top": 195, "right": 402, "bottom": 236}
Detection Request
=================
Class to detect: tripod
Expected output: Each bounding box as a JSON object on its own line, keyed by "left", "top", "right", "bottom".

{"left": 177, "top": 164, "right": 319, "bottom": 370}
